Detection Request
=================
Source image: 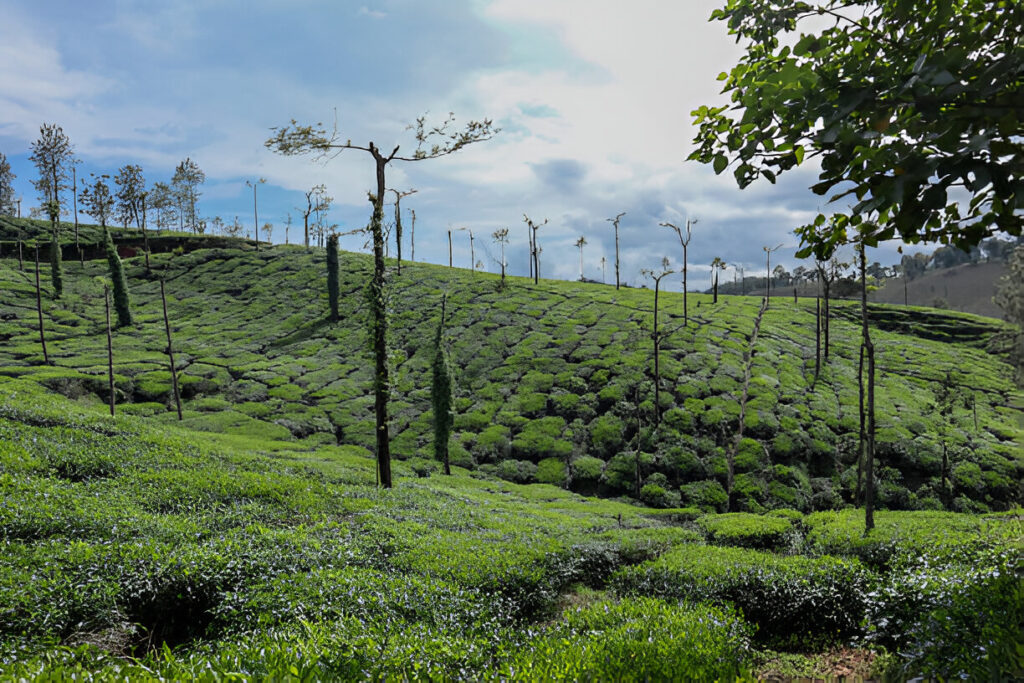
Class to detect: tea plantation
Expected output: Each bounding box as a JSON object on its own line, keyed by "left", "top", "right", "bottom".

{"left": 0, "top": 219, "right": 1022, "bottom": 679}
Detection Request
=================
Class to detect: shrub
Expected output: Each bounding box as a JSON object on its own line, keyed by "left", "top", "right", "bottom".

{"left": 612, "top": 544, "right": 869, "bottom": 647}
{"left": 496, "top": 459, "right": 537, "bottom": 484}
{"left": 569, "top": 456, "right": 604, "bottom": 489}
{"left": 511, "top": 417, "right": 570, "bottom": 461}
{"left": 491, "top": 598, "right": 752, "bottom": 681}
{"left": 697, "top": 512, "right": 795, "bottom": 550}
{"left": 536, "top": 457, "right": 566, "bottom": 486}
{"left": 588, "top": 414, "right": 625, "bottom": 457}
{"left": 681, "top": 480, "right": 729, "bottom": 512}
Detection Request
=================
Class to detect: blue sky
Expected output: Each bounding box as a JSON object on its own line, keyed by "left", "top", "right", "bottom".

{"left": 0, "top": 0, "right": 917, "bottom": 289}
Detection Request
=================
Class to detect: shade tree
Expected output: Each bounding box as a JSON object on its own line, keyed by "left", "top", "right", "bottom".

{"left": 266, "top": 110, "right": 497, "bottom": 488}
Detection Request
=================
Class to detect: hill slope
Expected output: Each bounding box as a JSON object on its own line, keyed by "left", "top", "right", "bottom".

{"left": 1, "top": 221, "right": 1021, "bottom": 513}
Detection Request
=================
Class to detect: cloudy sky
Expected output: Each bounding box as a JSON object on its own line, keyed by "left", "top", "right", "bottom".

{"left": 0, "top": 0, "right": 915, "bottom": 289}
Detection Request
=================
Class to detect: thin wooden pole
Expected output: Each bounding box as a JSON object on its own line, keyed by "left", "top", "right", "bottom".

{"left": 105, "top": 285, "right": 115, "bottom": 417}
{"left": 160, "top": 280, "right": 183, "bottom": 420}
{"left": 34, "top": 246, "right": 49, "bottom": 364}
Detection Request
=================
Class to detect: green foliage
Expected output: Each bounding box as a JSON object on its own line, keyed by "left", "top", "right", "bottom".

{"left": 432, "top": 295, "right": 454, "bottom": 474}
{"left": 691, "top": 0, "right": 1024, "bottom": 255}
{"left": 612, "top": 544, "right": 870, "bottom": 647}
{"left": 102, "top": 228, "right": 131, "bottom": 327}
{"left": 697, "top": 512, "right": 795, "bottom": 549}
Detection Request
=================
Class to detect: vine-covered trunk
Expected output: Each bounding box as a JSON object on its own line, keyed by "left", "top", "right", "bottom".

{"left": 104, "top": 286, "right": 115, "bottom": 417}
{"left": 371, "top": 151, "right": 393, "bottom": 489}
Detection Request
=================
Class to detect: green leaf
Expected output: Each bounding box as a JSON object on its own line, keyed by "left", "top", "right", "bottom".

{"left": 713, "top": 155, "right": 729, "bottom": 175}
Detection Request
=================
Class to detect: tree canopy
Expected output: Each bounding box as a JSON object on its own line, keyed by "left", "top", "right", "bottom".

{"left": 690, "top": 0, "right": 1023, "bottom": 258}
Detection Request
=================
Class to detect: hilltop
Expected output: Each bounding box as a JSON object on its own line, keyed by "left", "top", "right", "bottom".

{"left": 1, "top": 217, "right": 1021, "bottom": 513}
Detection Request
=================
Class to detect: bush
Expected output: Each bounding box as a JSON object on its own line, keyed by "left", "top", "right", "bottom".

{"left": 681, "top": 480, "right": 729, "bottom": 512}
{"left": 491, "top": 598, "right": 752, "bottom": 681}
{"left": 496, "top": 459, "right": 537, "bottom": 484}
{"left": 536, "top": 457, "right": 566, "bottom": 486}
{"left": 588, "top": 414, "right": 625, "bottom": 457}
{"left": 569, "top": 456, "right": 604, "bottom": 490}
{"left": 511, "top": 417, "right": 571, "bottom": 461}
{"left": 697, "top": 512, "right": 795, "bottom": 550}
{"left": 612, "top": 544, "right": 870, "bottom": 647}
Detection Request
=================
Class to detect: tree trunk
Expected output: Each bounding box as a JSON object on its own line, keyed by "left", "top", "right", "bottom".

{"left": 856, "top": 343, "right": 865, "bottom": 504}
{"left": 161, "top": 280, "right": 183, "bottom": 421}
{"left": 615, "top": 226, "right": 620, "bottom": 290}
{"left": 448, "top": 230, "right": 453, "bottom": 268}
{"left": 73, "top": 165, "right": 79, "bottom": 249}
{"left": 394, "top": 200, "right": 402, "bottom": 275}
{"left": 814, "top": 294, "right": 821, "bottom": 381}
{"left": 823, "top": 278, "right": 831, "bottom": 359}
{"left": 532, "top": 230, "right": 540, "bottom": 285}
{"left": 527, "top": 222, "right": 533, "bottom": 280}
{"left": 34, "top": 247, "right": 48, "bottom": 365}
{"left": 682, "top": 245, "right": 688, "bottom": 325}
{"left": 859, "top": 241, "right": 876, "bottom": 534}
{"left": 713, "top": 271, "right": 718, "bottom": 304}
{"left": 18, "top": 240, "right": 23, "bottom": 272}
{"left": 410, "top": 209, "right": 416, "bottom": 262}
{"left": 141, "top": 194, "right": 151, "bottom": 270}
{"left": 653, "top": 281, "right": 661, "bottom": 427}
{"left": 105, "top": 285, "right": 115, "bottom": 417}
{"left": 371, "top": 149, "right": 393, "bottom": 489}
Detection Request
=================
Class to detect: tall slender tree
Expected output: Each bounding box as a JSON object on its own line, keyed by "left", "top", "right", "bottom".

{"left": 409, "top": 208, "right": 416, "bottom": 261}
{"left": 607, "top": 212, "right": 626, "bottom": 290}
{"left": 114, "top": 164, "right": 146, "bottom": 229}
{"left": 171, "top": 158, "right": 205, "bottom": 233}
{"left": 493, "top": 228, "right": 509, "bottom": 287}
{"left": 575, "top": 236, "right": 587, "bottom": 280}
{"left": 104, "top": 285, "right": 116, "bottom": 417}
{"left": 856, "top": 235, "right": 877, "bottom": 532}
{"left": 327, "top": 233, "right": 340, "bottom": 322}
{"left": 389, "top": 187, "right": 417, "bottom": 274}
{"left": 641, "top": 258, "right": 675, "bottom": 428}
{"left": 763, "top": 243, "right": 783, "bottom": 306}
{"left": 80, "top": 175, "right": 115, "bottom": 228}
{"left": 523, "top": 214, "right": 547, "bottom": 285}
{"left": 30, "top": 124, "right": 73, "bottom": 300}
{"left": 246, "top": 178, "right": 266, "bottom": 252}
{"left": 711, "top": 257, "right": 726, "bottom": 303}
{"left": 432, "top": 293, "right": 454, "bottom": 475}
{"left": 266, "top": 111, "right": 497, "bottom": 488}
{"left": 33, "top": 247, "right": 48, "bottom": 365}
{"left": 661, "top": 218, "right": 696, "bottom": 324}
{"left": 0, "top": 152, "right": 15, "bottom": 216}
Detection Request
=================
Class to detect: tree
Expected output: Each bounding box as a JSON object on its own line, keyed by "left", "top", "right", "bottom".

{"left": 284, "top": 213, "right": 293, "bottom": 245}
{"left": 995, "top": 246, "right": 1024, "bottom": 383}
{"left": 301, "top": 185, "right": 330, "bottom": 250}
{"left": 327, "top": 233, "right": 340, "bottom": 322}
{"left": 148, "top": 182, "right": 175, "bottom": 233}
{"left": 855, "top": 235, "right": 877, "bottom": 531}
{"left": 691, "top": 0, "right": 1024, "bottom": 258}
{"left": 389, "top": 187, "right": 417, "bottom": 274}
{"left": 641, "top": 258, "right": 675, "bottom": 428}
{"left": 492, "top": 227, "right": 509, "bottom": 286}
{"left": 711, "top": 257, "right": 726, "bottom": 303}
{"left": 246, "top": 178, "right": 266, "bottom": 252}
{"left": 523, "top": 214, "right": 547, "bottom": 285}
{"left": 266, "top": 110, "right": 498, "bottom": 488}
{"left": 661, "top": 219, "right": 695, "bottom": 324}
{"left": 103, "top": 227, "right": 131, "bottom": 327}
{"left": 262, "top": 222, "right": 274, "bottom": 244}
{"left": 763, "top": 243, "right": 783, "bottom": 306}
{"left": 0, "top": 152, "right": 16, "bottom": 216}
{"left": 432, "top": 293, "right": 454, "bottom": 475}
{"left": 114, "top": 164, "right": 146, "bottom": 229}
{"left": 409, "top": 208, "right": 416, "bottom": 262}
{"left": 80, "top": 176, "right": 115, "bottom": 228}
{"left": 30, "top": 124, "right": 73, "bottom": 300}
{"left": 171, "top": 158, "right": 204, "bottom": 233}
{"left": 575, "top": 236, "right": 587, "bottom": 280}
{"left": 607, "top": 212, "right": 626, "bottom": 290}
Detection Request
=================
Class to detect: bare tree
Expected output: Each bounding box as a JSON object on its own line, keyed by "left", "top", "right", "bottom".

{"left": 575, "top": 236, "right": 587, "bottom": 280}
{"left": 266, "top": 110, "right": 497, "bottom": 488}
{"left": 409, "top": 208, "right": 416, "bottom": 261}
{"left": 246, "top": 178, "right": 266, "bottom": 252}
{"left": 607, "top": 212, "right": 626, "bottom": 290}
{"left": 641, "top": 258, "right": 675, "bottom": 428}
{"left": 661, "top": 218, "right": 696, "bottom": 324}
{"left": 300, "top": 185, "right": 330, "bottom": 250}
{"left": 389, "top": 187, "right": 417, "bottom": 274}
{"left": 763, "top": 243, "right": 783, "bottom": 306}
{"left": 523, "top": 214, "right": 547, "bottom": 285}
{"left": 171, "top": 158, "right": 204, "bottom": 233}
{"left": 493, "top": 227, "right": 509, "bottom": 286}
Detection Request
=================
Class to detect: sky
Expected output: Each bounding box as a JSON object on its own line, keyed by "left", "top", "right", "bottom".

{"left": 0, "top": 0, "right": 920, "bottom": 290}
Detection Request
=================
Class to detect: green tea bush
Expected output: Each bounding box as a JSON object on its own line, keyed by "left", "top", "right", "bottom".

{"left": 491, "top": 598, "right": 752, "bottom": 681}
{"left": 697, "top": 512, "right": 796, "bottom": 550}
{"left": 535, "top": 457, "right": 566, "bottom": 486}
{"left": 612, "top": 544, "right": 869, "bottom": 647}
{"left": 681, "top": 479, "right": 729, "bottom": 512}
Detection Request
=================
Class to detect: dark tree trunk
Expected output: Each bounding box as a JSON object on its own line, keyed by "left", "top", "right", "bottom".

{"left": 856, "top": 343, "right": 865, "bottom": 503}
{"left": 858, "top": 242, "right": 876, "bottom": 533}
{"left": 160, "top": 280, "right": 183, "bottom": 421}
{"left": 370, "top": 146, "right": 393, "bottom": 489}
{"left": 652, "top": 281, "right": 662, "bottom": 427}
{"left": 34, "top": 246, "right": 48, "bottom": 365}
{"left": 448, "top": 230, "right": 453, "bottom": 268}
{"left": 713, "top": 271, "right": 718, "bottom": 304}
{"left": 18, "top": 240, "right": 23, "bottom": 271}
{"left": 814, "top": 294, "right": 821, "bottom": 381}
{"left": 682, "top": 245, "right": 688, "bottom": 325}
{"left": 614, "top": 225, "right": 620, "bottom": 290}
{"left": 105, "top": 286, "right": 115, "bottom": 417}
{"left": 394, "top": 200, "right": 402, "bottom": 275}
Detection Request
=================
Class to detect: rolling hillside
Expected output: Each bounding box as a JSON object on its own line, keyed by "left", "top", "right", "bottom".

{"left": 1, "top": 218, "right": 1022, "bottom": 679}
{"left": 1, "top": 218, "right": 1021, "bottom": 513}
